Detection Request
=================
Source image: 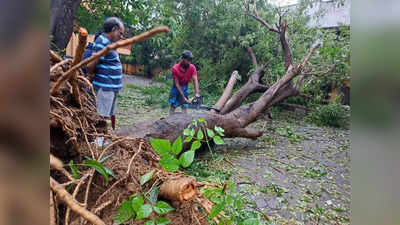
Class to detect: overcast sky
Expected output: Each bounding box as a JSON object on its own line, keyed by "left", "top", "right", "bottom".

{"left": 269, "top": 0, "right": 299, "bottom": 6}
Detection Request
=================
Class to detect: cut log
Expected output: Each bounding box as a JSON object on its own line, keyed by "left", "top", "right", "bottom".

{"left": 159, "top": 177, "right": 198, "bottom": 203}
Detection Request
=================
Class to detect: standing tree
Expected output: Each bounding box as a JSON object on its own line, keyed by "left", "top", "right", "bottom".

{"left": 50, "top": 0, "right": 82, "bottom": 50}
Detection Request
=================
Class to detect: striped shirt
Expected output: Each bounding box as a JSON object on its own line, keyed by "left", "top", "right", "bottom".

{"left": 92, "top": 34, "right": 123, "bottom": 91}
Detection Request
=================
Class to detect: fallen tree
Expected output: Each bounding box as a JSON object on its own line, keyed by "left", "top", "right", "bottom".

{"left": 117, "top": 2, "right": 321, "bottom": 145}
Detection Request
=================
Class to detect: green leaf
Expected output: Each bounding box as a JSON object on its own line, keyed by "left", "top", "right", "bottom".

{"left": 190, "top": 128, "right": 195, "bottom": 136}
{"left": 145, "top": 220, "right": 155, "bottom": 225}
{"left": 183, "top": 128, "right": 191, "bottom": 136}
{"left": 227, "top": 181, "right": 234, "bottom": 193}
{"left": 156, "top": 217, "right": 171, "bottom": 225}
{"left": 114, "top": 199, "right": 135, "bottom": 225}
{"left": 150, "top": 138, "right": 171, "bottom": 156}
{"left": 171, "top": 136, "right": 182, "bottom": 155}
{"left": 213, "top": 136, "right": 225, "bottom": 145}
{"left": 215, "top": 126, "right": 225, "bottom": 136}
{"left": 104, "top": 166, "right": 115, "bottom": 179}
{"left": 183, "top": 128, "right": 192, "bottom": 136}
{"left": 159, "top": 154, "right": 180, "bottom": 172}
{"left": 190, "top": 140, "right": 202, "bottom": 151}
{"left": 234, "top": 199, "right": 243, "bottom": 210}
{"left": 184, "top": 135, "right": 193, "bottom": 143}
{"left": 226, "top": 195, "right": 233, "bottom": 205}
{"left": 140, "top": 170, "right": 155, "bottom": 185}
{"left": 131, "top": 194, "right": 144, "bottom": 212}
{"left": 197, "top": 117, "right": 207, "bottom": 124}
{"left": 69, "top": 160, "right": 80, "bottom": 179}
{"left": 136, "top": 204, "right": 153, "bottom": 219}
{"left": 145, "top": 186, "right": 160, "bottom": 205}
{"left": 83, "top": 160, "right": 109, "bottom": 185}
{"left": 99, "top": 153, "right": 113, "bottom": 163}
{"left": 154, "top": 201, "right": 175, "bottom": 215}
{"left": 197, "top": 129, "right": 204, "bottom": 140}
{"left": 209, "top": 202, "right": 224, "bottom": 219}
{"left": 206, "top": 128, "right": 215, "bottom": 138}
{"left": 179, "top": 150, "right": 195, "bottom": 168}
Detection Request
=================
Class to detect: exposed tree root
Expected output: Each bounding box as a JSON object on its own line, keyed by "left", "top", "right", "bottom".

{"left": 49, "top": 25, "right": 213, "bottom": 225}
{"left": 50, "top": 177, "right": 106, "bottom": 225}
{"left": 50, "top": 191, "right": 56, "bottom": 225}
{"left": 50, "top": 50, "right": 62, "bottom": 63}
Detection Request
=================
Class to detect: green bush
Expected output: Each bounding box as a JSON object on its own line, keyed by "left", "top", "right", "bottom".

{"left": 306, "top": 102, "right": 347, "bottom": 127}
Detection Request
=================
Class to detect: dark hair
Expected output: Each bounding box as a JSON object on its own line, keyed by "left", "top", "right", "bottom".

{"left": 103, "top": 17, "right": 123, "bottom": 33}
{"left": 182, "top": 50, "right": 193, "bottom": 61}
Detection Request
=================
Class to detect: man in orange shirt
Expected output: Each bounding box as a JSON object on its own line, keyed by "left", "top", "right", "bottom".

{"left": 168, "top": 50, "right": 200, "bottom": 115}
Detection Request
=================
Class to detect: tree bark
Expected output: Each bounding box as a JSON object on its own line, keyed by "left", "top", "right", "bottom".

{"left": 279, "top": 20, "right": 292, "bottom": 71}
{"left": 211, "top": 71, "right": 239, "bottom": 113}
{"left": 50, "top": 0, "right": 81, "bottom": 51}
{"left": 219, "top": 67, "right": 268, "bottom": 114}
{"left": 246, "top": 47, "right": 258, "bottom": 67}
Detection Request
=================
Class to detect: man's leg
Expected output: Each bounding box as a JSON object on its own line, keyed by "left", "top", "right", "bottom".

{"left": 111, "top": 115, "right": 116, "bottom": 130}
{"left": 168, "top": 85, "right": 179, "bottom": 115}
{"left": 169, "top": 105, "right": 176, "bottom": 115}
{"left": 109, "top": 91, "right": 119, "bottom": 130}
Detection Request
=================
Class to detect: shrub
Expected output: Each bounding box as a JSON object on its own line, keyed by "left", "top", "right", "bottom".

{"left": 306, "top": 102, "right": 347, "bottom": 127}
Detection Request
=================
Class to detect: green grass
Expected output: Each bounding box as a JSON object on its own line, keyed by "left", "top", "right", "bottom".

{"left": 124, "top": 83, "right": 171, "bottom": 108}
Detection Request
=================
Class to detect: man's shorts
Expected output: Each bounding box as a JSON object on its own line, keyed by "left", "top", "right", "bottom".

{"left": 168, "top": 84, "right": 189, "bottom": 108}
{"left": 94, "top": 86, "right": 118, "bottom": 118}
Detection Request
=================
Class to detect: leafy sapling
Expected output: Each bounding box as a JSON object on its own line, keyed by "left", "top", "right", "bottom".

{"left": 114, "top": 170, "right": 174, "bottom": 224}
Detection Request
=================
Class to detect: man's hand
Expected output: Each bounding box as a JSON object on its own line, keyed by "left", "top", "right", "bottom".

{"left": 183, "top": 97, "right": 191, "bottom": 103}
{"left": 195, "top": 93, "right": 200, "bottom": 98}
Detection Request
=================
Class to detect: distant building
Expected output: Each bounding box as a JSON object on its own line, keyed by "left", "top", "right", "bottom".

{"left": 307, "top": 0, "right": 350, "bottom": 28}
{"left": 286, "top": 0, "right": 350, "bottom": 28}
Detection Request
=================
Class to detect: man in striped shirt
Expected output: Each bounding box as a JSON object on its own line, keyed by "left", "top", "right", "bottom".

{"left": 87, "top": 17, "right": 124, "bottom": 130}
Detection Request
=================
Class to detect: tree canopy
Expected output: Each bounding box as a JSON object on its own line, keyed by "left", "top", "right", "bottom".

{"left": 76, "top": 0, "right": 349, "bottom": 105}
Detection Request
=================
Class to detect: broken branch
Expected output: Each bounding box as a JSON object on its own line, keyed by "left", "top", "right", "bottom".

{"left": 50, "top": 50, "right": 62, "bottom": 62}
{"left": 70, "top": 27, "right": 88, "bottom": 107}
{"left": 211, "top": 71, "right": 239, "bottom": 113}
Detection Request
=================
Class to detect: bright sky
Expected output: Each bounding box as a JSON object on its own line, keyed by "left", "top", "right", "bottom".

{"left": 269, "top": 0, "right": 299, "bottom": 6}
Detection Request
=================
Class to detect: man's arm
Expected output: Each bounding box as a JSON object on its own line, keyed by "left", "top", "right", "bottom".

{"left": 87, "top": 58, "right": 99, "bottom": 74}
{"left": 174, "top": 78, "right": 189, "bottom": 103}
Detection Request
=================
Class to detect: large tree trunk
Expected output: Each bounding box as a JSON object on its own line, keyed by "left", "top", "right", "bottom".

{"left": 50, "top": 0, "right": 81, "bottom": 51}
{"left": 116, "top": 44, "right": 319, "bottom": 145}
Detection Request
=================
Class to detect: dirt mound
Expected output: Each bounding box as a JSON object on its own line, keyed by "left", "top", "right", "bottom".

{"left": 49, "top": 52, "right": 211, "bottom": 225}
